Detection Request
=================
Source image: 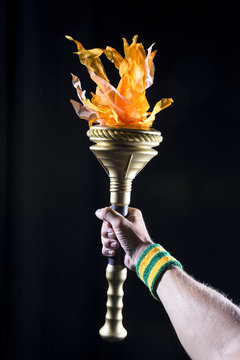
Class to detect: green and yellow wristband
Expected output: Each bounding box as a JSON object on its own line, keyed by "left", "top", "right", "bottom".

{"left": 136, "top": 243, "right": 182, "bottom": 300}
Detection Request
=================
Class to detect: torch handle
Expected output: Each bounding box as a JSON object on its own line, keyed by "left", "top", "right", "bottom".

{"left": 108, "top": 205, "right": 128, "bottom": 266}
{"left": 99, "top": 205, "right": 128, "bottom": 342}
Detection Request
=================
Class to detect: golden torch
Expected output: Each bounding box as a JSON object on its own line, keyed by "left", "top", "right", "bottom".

{"left": 66, "top": 35, "right": 173, "bottom": 342}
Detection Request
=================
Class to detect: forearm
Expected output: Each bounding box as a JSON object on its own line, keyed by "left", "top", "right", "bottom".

{"left": 156, "top": 267, "right": 240, "bottom": 360}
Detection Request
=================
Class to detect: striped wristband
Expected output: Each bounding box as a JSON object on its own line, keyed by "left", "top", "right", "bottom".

{"left": 136, "top": 243, "right": 182, "bottom": 300}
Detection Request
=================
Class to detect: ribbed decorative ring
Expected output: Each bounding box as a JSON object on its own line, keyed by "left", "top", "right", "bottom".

{"left": 87, "top": 126, "right": 162, "bottom": 145}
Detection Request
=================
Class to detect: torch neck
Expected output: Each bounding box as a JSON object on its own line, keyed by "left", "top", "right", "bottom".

{"left": 110, "top": 177, "right": 133, "bottom": 207}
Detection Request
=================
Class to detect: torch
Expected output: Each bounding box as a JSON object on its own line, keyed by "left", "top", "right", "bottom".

{"left": 87, "top": 126, "right": 162, "bottom": 341}
{"left": 66, "top": 35, "right": 173, "bottom": 342}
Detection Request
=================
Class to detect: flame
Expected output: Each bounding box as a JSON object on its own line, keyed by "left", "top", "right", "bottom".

{"left": 66, "top": 35, "right": 173, "bottom": 130}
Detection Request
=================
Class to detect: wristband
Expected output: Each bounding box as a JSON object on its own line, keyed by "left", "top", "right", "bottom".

{"left": 136, "top": 243, "right": 182, "bottom": 300}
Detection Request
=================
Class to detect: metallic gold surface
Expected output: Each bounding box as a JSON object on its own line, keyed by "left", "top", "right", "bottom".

{"left": 87, "top": 126, "right": 162, "bottom": 341}
{"left": 99, "top": 265, "right": 127, "bottom": 342}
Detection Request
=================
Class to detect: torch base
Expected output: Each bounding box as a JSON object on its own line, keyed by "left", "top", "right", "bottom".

{"left": 99, "top": 264, "right": 127, "bottom": 342}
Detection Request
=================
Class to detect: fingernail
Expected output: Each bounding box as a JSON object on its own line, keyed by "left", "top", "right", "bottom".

{"left": 110, "top": 241, "right": 117, "bottom": 249}
{"left": 108, "top": 250, "right": 114, "bottom": 256}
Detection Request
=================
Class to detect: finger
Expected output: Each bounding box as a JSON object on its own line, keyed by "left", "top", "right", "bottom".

{"left": 102, "top": 247, "right": 116, "bottom": 257}
{"left": 101, "top": 236, "right": 120, "bottom": 257}
{"left": 101, "top": 219, "right": 112, "bottom": 229}
{"left": 96, "top": 207, "right": 126, "bottom": 228}
{"left": 105, "top": 220, "right": 112, "bottom": 229}
{"left": 127, "top": 207, "right": 142, "bottom": 223}
{"left": 101, "top": 236, "right": 120, "bottom": 250}
{"left": 101, "top": 222, "right": 116, "bottom": 239}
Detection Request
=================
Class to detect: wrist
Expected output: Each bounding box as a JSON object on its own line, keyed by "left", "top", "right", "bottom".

{"left": 135, "top": 243, "right": 182, "bottom": 300}
{"left": 132, "top": 242, "right": 153, "bottom": 270}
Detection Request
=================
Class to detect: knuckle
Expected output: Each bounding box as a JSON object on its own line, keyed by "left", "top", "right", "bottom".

{"left": 102, "top": 247, "right": 114, "bottom": 257}
{"left": 101, "top": 236, "right": 109, "bottom": 247}
{"left": 102, "top": 247, "right": 108, "bottom": 256}
{"left": 134, "top": 208, "right": 142, "bottom": 217}
{"left": 102, "top": 206, "right": 110, "bottom": 219}
{"left": 129, "top": 207, "right": 142, "bottom": 217}
{"left": 103, "top": 207, "right": 113, "bottom": 222}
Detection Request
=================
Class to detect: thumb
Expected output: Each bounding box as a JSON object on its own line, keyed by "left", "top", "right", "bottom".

{"left": 95, "top": 207, "right": 124, "bottom": 227}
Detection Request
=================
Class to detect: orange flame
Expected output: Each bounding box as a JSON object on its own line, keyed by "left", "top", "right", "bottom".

{"left": 66, "top": 35, "right": 173, "bottom": 130}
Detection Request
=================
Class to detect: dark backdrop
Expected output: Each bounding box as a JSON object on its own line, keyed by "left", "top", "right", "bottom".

{"left": 1, "top": 0, "right": 240, "bottom": 359}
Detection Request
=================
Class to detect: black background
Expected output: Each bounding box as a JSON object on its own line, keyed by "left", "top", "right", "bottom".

{"left": 1, "top": 0, "right": 240, "bottom": 359}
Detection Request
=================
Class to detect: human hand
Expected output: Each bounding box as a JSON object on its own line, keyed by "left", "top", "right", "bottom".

{"left": 95, "top": 207, "right": 153, "bottom": 271}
